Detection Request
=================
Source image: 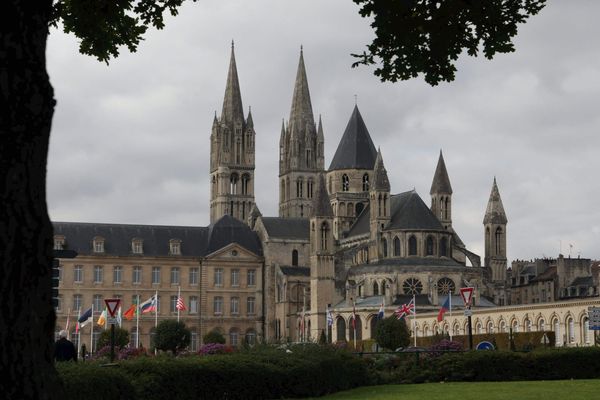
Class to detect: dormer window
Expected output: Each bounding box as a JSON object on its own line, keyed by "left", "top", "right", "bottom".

{"left": 93, "top": 237, "right": 105, "bottom": 253}
{"left": 54, "top": 235, "right": 65, "bottom": 250}
{"left": 169, "top": 239, "right": 181, "bottom": 255}
{"left": 132, "top": 238, "right": 143, "bottom": 254}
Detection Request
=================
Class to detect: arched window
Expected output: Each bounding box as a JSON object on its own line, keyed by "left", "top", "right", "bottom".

{"left": 538, "top": 318, "right": 545, "bottom": 332}
{"left": 426, "top": 236, "right": 435, "bottom": 256}
{"left": 553, "top": 318, "right": 560, "bottom": 346}
{"left": 320, "top": 222, "right": 329, "bottom": 250}
{"left": 393, "top": 236, "right": 401, "bottom": 256}
{"left": 402, "top": 278, "right": 423, "bottom": 295}
{"left": 281, "top": 179, "right": 285, "bottom": 202}
{"left": 336, "top": 317, "right": 346, "bottom": 342}
{"left": 495, "top": 227, "right": 503, "bottom": 254}
{"left": 355, "top": 202, "right": 364, "bottom": 216}
{"left": 373, "top": 281, "right": 379, "bottom": 296}
{"left": 382, "top": 238, "right": 388, "bottom": 258}
{"left": 567, "top": 317, "right": 575, "bottom": 343}
{"left": 347, "top": 203, "right": 353, "bottom": 217}
{"left": 408, "top": 236, "right": 417, "bottom": 255}
{"left": 583, "top": 317, "right": 590, "bottom": 344}
{"left": 292, "top": 250, "right": 298, "bottom": 266}
{"left": 381, "top": 281, "right": 386, "bottom": 295}
{"left": 440, "top": 237, "right": 448, "bottom": 257}
{"left": 349, "top": 315, "right": 362, "bottom": 342}
{"left": 230, "top": 173, "right": 239, "bottom": 194}
{"left": 296, "top": 178, "right": 304, "bottom": 198}
{"left": 342, "top": 174, "right": 349, "bottom": 192}
{"left": 307, "top": 179, "right": 314, "bottom": 198}
{"left": 241, "top": 174, "right": 250, "bottom": 195}
{"left": 369, "top": 317, "right": 378, "bottom": 339}
{"left": 362, "top": 173, "right": 369, "bottom": 191}
{"left": 437, "top": 278, "right": 455, "bottom": 295}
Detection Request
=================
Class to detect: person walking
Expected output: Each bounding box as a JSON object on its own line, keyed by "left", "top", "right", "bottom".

{"left": 54, "top": 330, "right": 77, "bottom": 362}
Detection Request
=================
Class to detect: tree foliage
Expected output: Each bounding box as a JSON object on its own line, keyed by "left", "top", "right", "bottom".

{"left": 374, "top": 316, "right": 410, "bottom": 350}
{"left": 153, "top": 320, "right": 191, "bottom": 354}
{"left": 97, "top": 326, "right": 130, "bottom": 349}
{"left": 352, "top": 0, "right": 546, "bottom": 85}
{"left": 203, "top": 329, "right": 226, "bottom": 345}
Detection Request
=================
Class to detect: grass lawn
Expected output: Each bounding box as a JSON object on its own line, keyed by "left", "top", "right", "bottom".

{"left": 301, "top": 380, "right": 600, "bottom": 400}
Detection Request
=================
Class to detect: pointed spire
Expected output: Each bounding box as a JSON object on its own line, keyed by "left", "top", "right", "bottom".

{"left": 372, "top": 148, "right": 390, "bottom": 191}
{"left": 279, "top": 118, "right": 286, "bottom": 143}
{"left": 317, "top": 114, "right": 324, "bottom": 140}
{"left": 221, "top": 42, "right": 244, "bottom": 127}
{"left": 313, "top": 173, "right": 333, "bottom": 217}
{"left": 484, "top": 177, "right": 508, "bottom": 224}
{"left": 288, "top": 46, "right": 315, "bottom": 136}
{"left": 212, "top": 111, "right": 218, "bottom": 127}
{"left": 246, "top": 106, "right": 253, "bottom": 128}
{"left": 329, "top": 105, "right": 377, "bottom": 171}
{"left": 430, "top": 150, "right": 453, "bottom": 195}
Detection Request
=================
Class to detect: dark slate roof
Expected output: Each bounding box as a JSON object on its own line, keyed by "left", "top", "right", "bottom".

{"left": 570, "top": 276, "right": 594, "bottom": 287}
{"left": 260, "top": 217, "right": 310, "bottom": 240}
{"left": 314, "top": 174, "right": 333, "bottom": 217}
{"left": 347, "top": 257, "right": 465, "bottom": 276}
{"left": 206, "top": 215, "right": 262, "bottom": 256}
{"left": 345, "top": 190, "right": 444, "bottom": 238}
{"left": 53, "top": 215, "right": 263, "bottom": 258}
{"left": 52, "top": 221, "right": 209, "bottom": 257}
{"left": 531, "top": 266, "right": 556, "bottom": 282}
{"left": 328, "top": 105, "right": 377, "bottom": 171}
{"left": 279, "top": 266, "right": 310, "bottom": 277}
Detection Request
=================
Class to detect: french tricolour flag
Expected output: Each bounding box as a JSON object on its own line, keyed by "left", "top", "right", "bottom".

{"left": 437, "top": 294, "right": 451, "bottom": 322}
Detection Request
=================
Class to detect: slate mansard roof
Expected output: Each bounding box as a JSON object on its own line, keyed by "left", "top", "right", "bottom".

{"left": 345, "top": 190, "right": 444, "bottom": 238}
{"left": 328, "top": 105, "right": 377, "bottom": 171}
{"left": 260, "top": 217, "right": 310, "bottom": 241}
{"left": 53, "top": 214, "right": 262, "bottom": 258}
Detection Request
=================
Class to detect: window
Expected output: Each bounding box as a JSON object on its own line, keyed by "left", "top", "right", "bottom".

{"left": 440, "top": 237, "right": 448, "bottom": 257}
{"left": 55, "top": 295, "right": 62, "bottom": 311}
{"left": 247, "top": 297, "right": 255, "bottom": 315}
{"left": 320, "top": 222, "right": 329, "bottom": 250}
{"left": 189, "top": 267, "right": 199, "bottom": 285}
{"left": 169, "top": 240, "right": 181, "bottom": 255}
{"left": 342, "top": 174, "right": 349, "bottom": 191}
{"left": 230, "top": 297, "right": 239, "bottom": 315}
{"left": 402, "top": 278, "right": 423, "bottom": 295}
{"left": 93, "top": 294, "right": 103, "bottom": 311}
{"left": 296, "top": 178, "right": 303, "bottom": 198}
{"left": 113, "top": 266, "right": 122, "bottom": 284}
{"left": 73, "top": 294, "right": 82, "bottom": 311}
{"left": 247, "top": 269, "right": 256, "bottom": 287}
{"left": 362, "top": 173, "right": 369, "bottom": 191}
{"left": 133, "top": 266, "right": 142, "bottom": 285}
{"left": 393, "top": 237, "right": 401, "bottom": 257}
{"left": 152, "top": 267, "right": 161, "bottom": 285}
{"left": 132, "top": 239, "right": 143, "bottom": 254}
{"left": 382, "top": 238, "right": 388, "bottom": 258}
{"left": 54, "top": 235, "right": 65, "bottom": 250}
{"left": 170, "top": 267, "right": 180, "bottom": 285}
{"left": 93, "top": 237, "right": 105, "bottom": 253}
{"left": 230, "top": 173, "right": 239, "bottom": 194}
{"left": 426, "top": 236, "right": 435, "bottom": 256}
{"left": 408, "top": 236, "right": 417, "bottom": 255}
{"left": 189, "top": 296, "right": 198, "bottom": 314}
{"left": 241, "top": 174, "right": 250, "bottom": 195}
{"left": 495, "top": 227, "right": 502, "bottom": 254}
{"left": 437, "top": 278, "right": 455, "bottom": 295}
{"left": 170, "top": 296, "right": 178, "bottom": 313}
{"left": 229, "top": 329, "right": 239, "bottom": 346}
{"left": 93, "top": 266, "right": 103, "bottom": 283}
{"left": 214, "top": 268, "right": 223, "bottom": 287}
{"left": 190, "top": 331, "right": 198, "bottom": 352}
{"left": 73, "top": 265, "right": 83, "bottom": 283}
{"left": 213, "top": 296, "right": 223, "bottom": 314}
{"left": 292, "top": 250, "right": 298, "bottom": 266}
{"left": 245, "top": 330, "right": 256, "bottom": 346}
{"left": 231, "top": 269, "right": 239, "bottom": 287}
{"left": 307, "top": 179, "right": 313, "bottom": 198}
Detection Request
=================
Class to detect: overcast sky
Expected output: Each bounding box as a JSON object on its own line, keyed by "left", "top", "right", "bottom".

{"left": 46, "top": 0, "right": 600, "bottom": 263}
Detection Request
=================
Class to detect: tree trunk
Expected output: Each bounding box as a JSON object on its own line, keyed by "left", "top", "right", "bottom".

{"left": 0, "top": 1, "right": 63, "bottom": 399}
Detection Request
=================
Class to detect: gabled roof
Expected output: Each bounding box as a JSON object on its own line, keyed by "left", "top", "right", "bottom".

{"left": 345, "top": 190, "right": 444, "bottom": 238}
{"left": 206, "top": 215, "right": 263, "bottom": 256}
{"left": 328, "top": 105, "right": 377, "bottom": 171}
{"left": 260, "top": 217, "right": 309, "bottom": 241}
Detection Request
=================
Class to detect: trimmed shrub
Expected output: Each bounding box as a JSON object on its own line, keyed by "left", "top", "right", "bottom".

{"left": 202, "top": 329, "right": 226, "bottom": 344}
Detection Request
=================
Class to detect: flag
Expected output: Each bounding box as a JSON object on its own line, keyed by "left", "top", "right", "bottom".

{"left": 117, "top": 306, "right": 122, "bottom": 327}
{"left": 123, "top": 304, "right": 137, "bottom": 320}
{"left": 65, "top": 308, "right": 71, "bottom": 331}
{"left": 76, "top": 307, "right": 93, "bottom": 332}
{"left": 176, "top": 296, "right": 186, "bottom": 311}
{"left": 377, "top": 301, "right": 385, "bottom": 320}
{"left": 140, "top": 295, "right": 156, "bottom": 314}
{"left": 97, "top": 309, "right": 107, "bottom": 327}
{"left": 394, "top": 298, "right": 415, "bottom": 320}
{"left": 352, "top": 302, "right": 357, "bottom": 330}
{"left": 326, "top": 306, "right": 333, "bottom": 327}
{"left": 437, "top": 294, "right": 451, "bottom": 322}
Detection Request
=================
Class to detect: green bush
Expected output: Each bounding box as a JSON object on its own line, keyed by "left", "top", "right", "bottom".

{"left": 374, "top": 316, "right": 410, "bottom": 350}
{"left": 97, "top": 326, "right": 130, "bottom": 349}
{"left": 202, "top": 329, "right": 225, "bottom": 344}
{"left": 154, "top": 320, "right": 191, "bottom": 355}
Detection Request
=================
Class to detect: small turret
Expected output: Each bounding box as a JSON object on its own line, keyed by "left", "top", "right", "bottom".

{"left": 484, "top": 177, "right": 508, "bottom": 283}
{"left": 430, "top": 150, "right": 453, "bottom": 230}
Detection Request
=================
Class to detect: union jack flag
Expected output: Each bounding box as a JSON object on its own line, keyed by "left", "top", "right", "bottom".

{"left": 176, "top": 296, "right": 186, "bottom": 311}
{"left": 394, "top": 298, "right": 415, "bottom": 320}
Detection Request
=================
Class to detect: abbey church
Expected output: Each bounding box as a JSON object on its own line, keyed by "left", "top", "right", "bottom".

{"left": 53, "top": 46, "right": 598, "bottom": 351}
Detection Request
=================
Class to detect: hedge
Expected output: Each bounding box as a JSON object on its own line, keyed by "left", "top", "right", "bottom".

{"left": 55, "top": 344, "right": 369, "bottom": 400}
{"left": 416, "top": 331, "right": 555, "bottom": 350}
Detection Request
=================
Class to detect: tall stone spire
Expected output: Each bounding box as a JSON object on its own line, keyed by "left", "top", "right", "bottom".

{"left": 221, "top": 41, "right": 244, "bottom": 128}
{"left": 313, "top": 173, "right": 333, "bottom": 217}
{"left": 288, "top": 46, "right": 315, "bottom": 137}
{"left": 372, "top": 148, "right": 390, "bottom": 191}
{"left": 430, "top": 150, "right": 453, "bottom": 195}
{"left": 484, "top": 177, "right": 508, "bottom": 224}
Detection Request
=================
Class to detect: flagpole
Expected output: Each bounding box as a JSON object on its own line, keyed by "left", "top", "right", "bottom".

{"left": 90, "top": 304, "right": 94, "bottom": 355}
{"left": 135, "top": 294, "right": 140, "bottom": 348}
{"left": 76, "top": 308, "right": 81, "bottom": 358}
{"left": 325, "top": 305, "right": 329, "bottom": 344}
{"left": 412, "top": 294, "right": 416, "bottom": 347}
{"left": 65, "top": 308, "right": 70, "bottom": 331}
{"left": 177, "top": 286, "right": 181, "bottom": 322}
{"left": 154, "top": 290, "right": 158, "bottom": 328}
{"left": 353, "top": 300, "right": 357, "bottom": 350}
{"left": 449, "top": 293, "right": 453, "bottom": 341}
